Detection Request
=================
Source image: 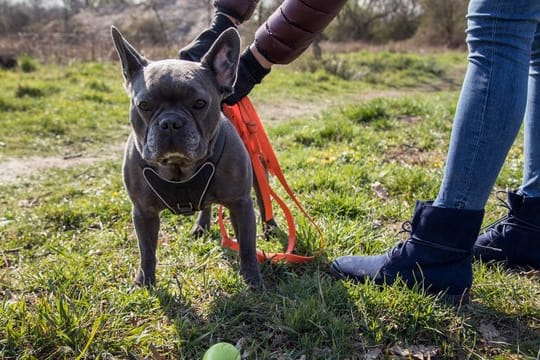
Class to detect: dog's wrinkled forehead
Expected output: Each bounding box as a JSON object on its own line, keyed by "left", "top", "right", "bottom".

{"left": 138, "top": 59, "right": 213, "bottom": 100}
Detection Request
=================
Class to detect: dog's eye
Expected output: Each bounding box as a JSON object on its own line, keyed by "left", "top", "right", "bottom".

{"left": 193, "top": 99, "right": 207, "bottom": 110}
{"left": 137, "top": 101, "right": 153, "bottom": 112}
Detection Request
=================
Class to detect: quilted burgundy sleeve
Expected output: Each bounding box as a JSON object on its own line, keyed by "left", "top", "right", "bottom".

{"left": 254, "top": 0, "right": 347, "bottom": 64}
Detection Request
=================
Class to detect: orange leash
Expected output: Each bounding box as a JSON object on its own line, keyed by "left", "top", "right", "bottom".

{"left": 221, "top": 97, "right": 324, "bottom": 263}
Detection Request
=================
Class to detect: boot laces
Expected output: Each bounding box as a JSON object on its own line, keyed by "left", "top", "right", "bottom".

{"left": 398, "top": 220, "right": 413, "bottom": 235}
{"left": 388, "top": 221, "right": 413, "bottom": 256}
{"left": 477, "top": 191, "right": 540, "bottom": 251}
{"left": 390, "top": 220, "right": 469, "bottom": 256}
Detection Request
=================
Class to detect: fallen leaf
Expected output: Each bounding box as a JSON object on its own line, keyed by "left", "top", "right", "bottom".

{"left": 520, "top": 269, "right": 540, "bottom": 279}
{"left": 479, "top": 322, "right": 500, "bottom": 341}
{"left": 372, "top": 219, "right": 383, "bottom": 228}
{"left": 390, "top": 344, "right": 440, "bottom": 359}
{"left": 410, "top": 345, "right": 440, "bottom": 359}
{"left": 148, "top": 343, "right": 165, "bottom": 360}
{"left": 371, "top": 181, "right": 390, "bottom": 199}
{"left": 364, "top": 347, "right": 382, "bottom": 359}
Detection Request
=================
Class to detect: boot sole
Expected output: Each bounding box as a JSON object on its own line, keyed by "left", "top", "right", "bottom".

{"left": 329, "top": 263, "right": 470, "bottom": 307}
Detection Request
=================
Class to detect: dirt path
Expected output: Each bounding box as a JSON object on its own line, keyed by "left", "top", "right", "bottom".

{"left": 0, "top": 145, "right": 124, "bottom": 184}
{"left": 0, "top": 90, "right": 408, "bottom": 184}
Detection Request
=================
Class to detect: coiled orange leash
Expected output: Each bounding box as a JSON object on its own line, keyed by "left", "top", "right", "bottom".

{"left": 221, "top": 97, "right": 324, "bottom": 263}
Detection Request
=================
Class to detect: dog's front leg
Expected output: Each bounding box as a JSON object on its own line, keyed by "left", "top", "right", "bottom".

{"left": 228, "top": 198, "right": 261, "bottom": 287}
{"left": 132, "top": 207, "right": 160, "bottom": 286}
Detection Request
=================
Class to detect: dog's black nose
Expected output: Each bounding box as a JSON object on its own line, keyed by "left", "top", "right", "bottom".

{"left": 159, "top": 117, "right": 184, "bottom": 131}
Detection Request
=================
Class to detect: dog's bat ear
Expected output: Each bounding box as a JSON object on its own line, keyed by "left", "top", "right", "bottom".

{"left": 201, "top": 27, "right": 240, "bottom": 96}
{"left": 111, "top": 26, "right": 148, "bottom": 82}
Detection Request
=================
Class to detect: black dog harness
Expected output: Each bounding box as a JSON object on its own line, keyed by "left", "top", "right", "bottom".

{"left": 142, "top": 129, "right": 226, "bottom": 216}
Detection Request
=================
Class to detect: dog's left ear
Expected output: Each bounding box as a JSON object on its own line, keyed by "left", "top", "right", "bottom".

{"left": 201, "top": 28, "right": 240, "bottom": 96}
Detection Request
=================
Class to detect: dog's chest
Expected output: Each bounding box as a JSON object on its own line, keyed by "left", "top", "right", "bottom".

{"left": 142, "top": 127, "right": 226, "bottom": 215}
{"left": 142, "top": 163, "right": 215, "bottom": 215}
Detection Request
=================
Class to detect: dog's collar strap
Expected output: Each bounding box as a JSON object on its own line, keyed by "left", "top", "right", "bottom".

{"left": 142, "top": 129, "right": 226, "bottom": 216}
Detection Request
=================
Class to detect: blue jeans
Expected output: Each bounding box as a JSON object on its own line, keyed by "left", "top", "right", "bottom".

{"left": 434, "top": 0, "right": 540, "bottom": 210}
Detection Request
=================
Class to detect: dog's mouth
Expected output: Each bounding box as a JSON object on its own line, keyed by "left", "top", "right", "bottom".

{"left": 142, "top": 129, "right": 207, "bottom": 166}
{"left": 158, "top": 152, "right": 192, "bottom": 165}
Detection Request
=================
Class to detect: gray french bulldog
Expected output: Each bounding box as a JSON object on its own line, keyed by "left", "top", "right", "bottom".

{"left": 111, "top": 26, "right": 261, "bottom": 287}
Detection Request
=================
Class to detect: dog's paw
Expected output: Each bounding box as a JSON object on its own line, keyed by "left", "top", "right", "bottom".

{"left": 262, "top": 218, "right": 280, "bottom": 240}
{"left": 240, "top": 269, "right": 263, "bottom": 289}
{"left": 192, "top": 208, "right": 212, "bottom": 238}
{"left": 134, "top": 270, "right": 156, "bottom": 287}
{"left": 190, "top": 223, "right": 210, "bottom": 238}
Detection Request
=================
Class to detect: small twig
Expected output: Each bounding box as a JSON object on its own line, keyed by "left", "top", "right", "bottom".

{"left": 63, "top": 153, "right": 82, "bottom": 160}
{"left": 3, "top": 247, "right": 22, "bottom": 254}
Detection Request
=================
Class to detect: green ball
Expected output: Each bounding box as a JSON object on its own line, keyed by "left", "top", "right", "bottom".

{"left": 203, "top": 342, "right": 240, "bottom": 360}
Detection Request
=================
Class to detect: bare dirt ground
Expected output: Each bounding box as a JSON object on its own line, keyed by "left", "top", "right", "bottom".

{"left": 0, "top": 144, "right": 124, "bottom": 184}
{"left": 0, "top": 90, "right": 408, "bottom": 185}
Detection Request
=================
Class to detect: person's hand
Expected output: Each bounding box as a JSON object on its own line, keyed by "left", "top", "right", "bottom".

{"left": 179, "top": 1, "right": 259, "bottom": 62}
{"left": 214, "top": 0, "right": 259, "bottom": 24}
{"left": 224, "top": 47, "right": 270, "bottom": 105}
{"left": 178, "top": 13, "right": 236, "bottom": 62}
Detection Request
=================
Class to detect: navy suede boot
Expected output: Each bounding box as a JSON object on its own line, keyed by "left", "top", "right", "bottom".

{"left": 331, "top": 201, "right": 484, "bottom": 304}
{"left": 474, "top": 191, "right": 540, "bottom": 268}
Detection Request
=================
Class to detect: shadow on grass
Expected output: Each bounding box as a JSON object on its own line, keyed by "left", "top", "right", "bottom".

{"left": 463, "top": 301, "right": 540, "bottom": 358}
{"left": 207, "top": 254, "right": 364, "bottom": 359}
{"left": 150, "top": 283, "right": 208, "bottom": 358}
{"left": 151, "top": 247, "right": 363, "bottom": 359}
{"left": 149, "top": 223, "right": 540, "bottom": 359}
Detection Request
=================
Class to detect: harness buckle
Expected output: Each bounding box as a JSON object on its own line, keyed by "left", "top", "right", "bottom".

{"left": 176, "top": 203, "right": 195, "bottom": 215}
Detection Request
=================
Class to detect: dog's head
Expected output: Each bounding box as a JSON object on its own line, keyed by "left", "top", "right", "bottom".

{"left": 111, "top": 26, "right": 240, "bottom": 167}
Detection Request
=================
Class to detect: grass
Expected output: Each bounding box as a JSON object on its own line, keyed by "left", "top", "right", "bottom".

{"left": 0, "top": 62, "right": 129, "bottom": 159}
{"left": 1, "top": 51, "right": 539, "bottom": 359}
{"left": 292, "top": 50, "right": 465, "bottom": 89}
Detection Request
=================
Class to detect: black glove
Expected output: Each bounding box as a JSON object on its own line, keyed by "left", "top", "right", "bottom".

{"left": 179, "top": 13, "right": 236, "bottom": 62}
{"left": 224, "top": 48, "right": 270, "bottom": 105}
{"left": 214, "top": 0, "right": 259, "bottom": 24}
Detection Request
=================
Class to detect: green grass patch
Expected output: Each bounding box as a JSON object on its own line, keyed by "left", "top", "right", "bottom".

{"left": 19, "top": 55, "right": 38, "bottom": 73}
{"left": 0, "top": 50, "right": 465, "bottom": 159}
{"left": 292, "top": 50, "right": 466, "bottom": 89}
{"left": 1, "top": 51, "right": 539, "bottom": 359}
{"left": 0, "top": 62, "right": 129, "bottom": 159}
